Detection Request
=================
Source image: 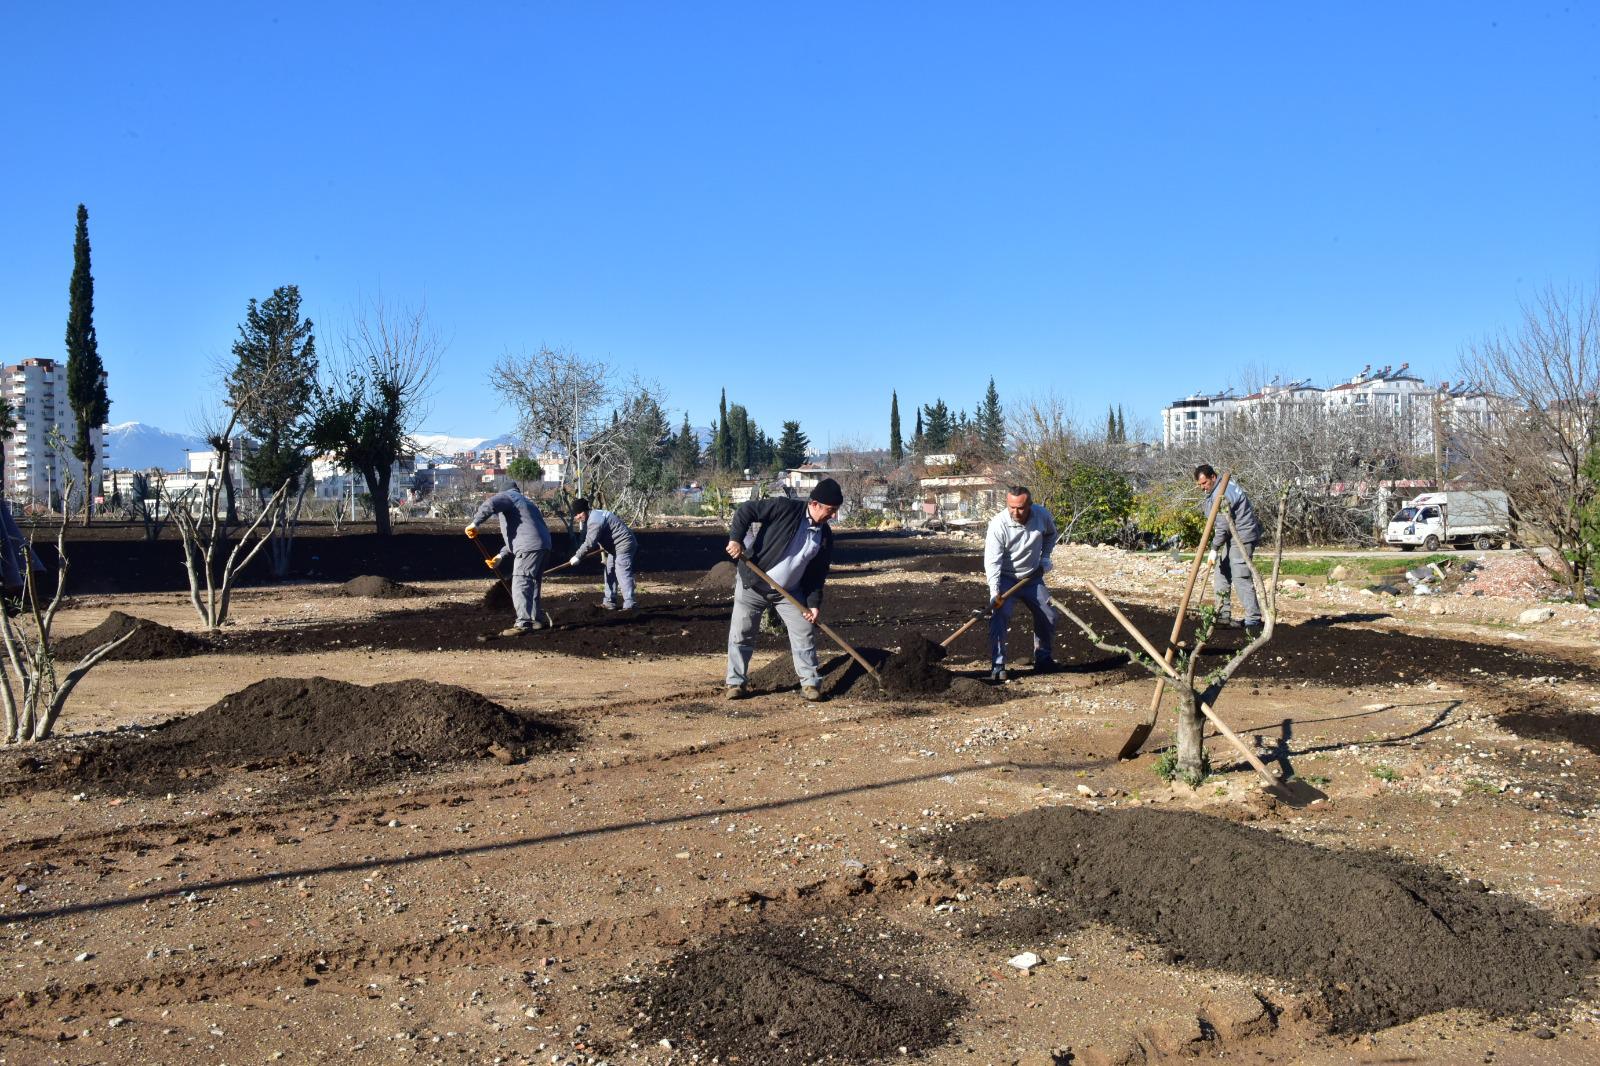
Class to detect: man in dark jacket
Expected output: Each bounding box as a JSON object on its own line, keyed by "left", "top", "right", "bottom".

{"left": 722, "top": 477, "right": 841, "bottom": 702}
{"left": 565, "top": 498, "right": 638, "bottom": 610}
{"left": 1194, "top": 463, "right": 1263, "bottom": 638}
{"left": 466, "top": 484, "right": 553, "bottom": 637}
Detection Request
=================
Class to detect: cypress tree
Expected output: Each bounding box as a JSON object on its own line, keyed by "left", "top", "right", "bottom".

{"left": 912, "top": 407, "right": 925, "bottom": 454}
{"left": 715, "top": 389, "right": 732, "bottom": 469}
{"left": 888, "top": 392, "right": 903, "bottom": 464}
{"left": 1116, "top": 405, "right": 1127, "bottom": 444}
{"left": 65, "top": 204, "right": 111, "bottom": 524}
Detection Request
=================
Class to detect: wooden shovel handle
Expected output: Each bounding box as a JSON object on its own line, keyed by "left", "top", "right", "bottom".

{"left": 940, "top": 575, "right": 1035, "bottom": 648}
{"left": 1149, "top": 471, "right": 1230, "bottom": 713}
{"left": 543, "top": 548, "right": 602, "bottom": 576}
{"left": 741, "top": 556, "right": 883, "bottom": 685}
{"left": 1076, "top": 582, "right": 1280, "bottom": 790}
{"left": 468, "top": 533, "right": 516, "bottom": 597}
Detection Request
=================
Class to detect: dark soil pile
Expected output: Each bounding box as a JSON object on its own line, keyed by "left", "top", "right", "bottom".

{"left": 67, "top": 676, "right": 572, "bottom": 794}
{"left": 692, "top": 560, "right": 738, "bottom": 590}
{"left": 749, "top": 646, "right": 999, "bottom": 706}
{"left": 634, "top": 925, "right": 961, "bottom": 1064}
{"left": 878, "top": 634, "right": 952, "bottom": 695}
{"left": 1498, "top": 702, "right": 1600, "bottom": 755}
{"left": 938, "top": 806, "right": 1600, "bottom": 1033}
{"left": 55, "top": 611, "right": 208, "bottom": 662}
{"left": 482, "top": 581, "right": 512, "bottom": 611}
{"left": 340, "top": 575, "right": 423, "bottom": 599}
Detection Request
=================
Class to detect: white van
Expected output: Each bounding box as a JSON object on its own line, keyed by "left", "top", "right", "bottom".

{"left": 1384, "top": 490, "right": 1510, "bottom": 552}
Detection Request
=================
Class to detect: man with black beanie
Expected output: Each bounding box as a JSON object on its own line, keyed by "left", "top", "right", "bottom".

{"left": 722, "top": 477, "right": 841, "bottom": 702}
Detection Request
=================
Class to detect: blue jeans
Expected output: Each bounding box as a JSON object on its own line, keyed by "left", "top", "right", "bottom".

{"left": 989, "top": 579, "right": 1055, "bottom": 668}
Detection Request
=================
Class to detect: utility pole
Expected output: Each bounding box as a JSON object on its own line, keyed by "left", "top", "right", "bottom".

{"left": 1432, "top": 390, "right": 1446, "bottom": 487}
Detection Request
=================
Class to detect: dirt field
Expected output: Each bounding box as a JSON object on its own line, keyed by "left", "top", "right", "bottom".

{"left": 3, "top": 523, "right": 1598, "bottom": 1065}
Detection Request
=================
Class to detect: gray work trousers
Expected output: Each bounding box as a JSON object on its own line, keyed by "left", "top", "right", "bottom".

{"left": 1213, "top": 540, "right": 1261, "bottom": 626}
{"left": 988, "top": 577, "right": 1055, "bottom": 668}
{"left": 726, "top": 575, "right": 820, "bottom": 688}
{"left": 602, "top": 548, "right": 637, "bottom": 608}
{"left": 509, "top": 548, "right": 547, "bottom": 627}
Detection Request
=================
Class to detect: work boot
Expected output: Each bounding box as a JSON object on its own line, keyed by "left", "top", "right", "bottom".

{"left": 800, "top": 684, "right": 823, "bottom": 702}
{"left": 500, "top": 625, "right": 531, "bottom": 638}
{"left": 1032, "top": 657, "right": 1057, "bottom": 674}
{"left": 723, "top": 684, "right": 748, "bottom": 701}
{"left": 989, "top": 666, "right": 1008, "bottom": 682}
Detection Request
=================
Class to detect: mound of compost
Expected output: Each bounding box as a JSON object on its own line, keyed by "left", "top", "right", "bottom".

{"left": 69, "top": 676, "right": 572, "bottom": 793}
{"left": 54, "top": 611, "right": 208, "bottom": 662}
{"left": 937, "top": 806, "right": 1600, "bottom": 1033}
{"left": 481, "top": 581, "right": 512, "bottom": 611}
{"left": 748, "top": 645, "right": 999, "bottom": 705}
{"left": 340, "top": 575, "right": 422, "bottom": 599}
{"left": 878, "top": 634, "right": 952, "bottom": 695}
{"left": 692, "top": 560, "right": 738, "bottom": 590}
{"left": 634, "top": 925, "right": 961, "bottom": 1065}
{"left": 1498, "top": 702, "right": 1600, "bottom": 755}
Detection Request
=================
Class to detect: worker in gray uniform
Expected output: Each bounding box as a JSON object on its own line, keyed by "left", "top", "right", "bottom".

{"left": 983, "top": 485, "right": 1060, "bottom": 681}
{"left": 1194, "top": 463, "right": 1263, "bottom": 638}
{"left": 465, "top": 484, "right": 553, "bottom": 636}
{"left": 565, "top": 498, "right": 638, "bottom": 610}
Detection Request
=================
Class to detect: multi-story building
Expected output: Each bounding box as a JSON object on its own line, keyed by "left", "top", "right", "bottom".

{"left": 2, "top": 357, "right": 106, "bottom": 508}
{"left": 1160, "top": 364, "right": 1501, "bottom": 451}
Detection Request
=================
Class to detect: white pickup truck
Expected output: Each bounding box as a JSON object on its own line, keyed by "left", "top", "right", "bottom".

{"left": 1384, "top": 490, "right": 1510, "bottom": 552}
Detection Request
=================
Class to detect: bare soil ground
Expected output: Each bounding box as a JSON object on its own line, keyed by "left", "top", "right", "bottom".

{"left": 2, "top": 523, "right": 1599, "bottom": 1065}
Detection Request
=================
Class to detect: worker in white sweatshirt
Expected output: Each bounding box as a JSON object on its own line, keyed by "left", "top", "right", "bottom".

{"left": 983, "top": 485, "right": 1059, "bottom": 681}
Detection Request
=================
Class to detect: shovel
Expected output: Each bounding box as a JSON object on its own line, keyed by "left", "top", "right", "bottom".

{"left": 741, "top": 555, "right": 883, "bottom": 688}
{"left": 542, "top": 548, "right": 602, "bottom": 577}
{"left": 466, "top": 529, "right": 517, "bottom": 602}
{"left": 1117, "top": 470, "right": 1231, "bottom": 760}
{"left": 938, "top": 575, "right": 1034, "bottom": 650}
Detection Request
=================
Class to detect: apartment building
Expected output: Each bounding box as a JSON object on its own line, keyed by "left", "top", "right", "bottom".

{"left": 1161, "top": 364, "right": 1500, "bottom": 450}
{"left": 2, "top": 358, "right": 106, "bottom": 508}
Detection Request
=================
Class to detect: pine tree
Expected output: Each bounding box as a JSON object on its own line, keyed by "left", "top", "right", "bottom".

{"left": 673, "top": 413, "right": 699, "bottom": 478}
{"left": 228, "top": 285, "right": 318, "bottom": 494}
{"left": 65, "top": 204, "right": 110, "bottom": 524}
{"left": 977, "top": 378, "right": 1005, "bottom": 459}
{"left": 776, "top": 421, "right": 810, "bottom": 469}
{"left": 922, "top": 400, "right": 953, "bottom": 451}
{"left": 888, "top": 392, "right": 903, "bottom": 464}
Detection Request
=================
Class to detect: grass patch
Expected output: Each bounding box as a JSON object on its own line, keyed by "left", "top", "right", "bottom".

{"left": 1370, "top": 765, "right": 1402, "bottom": 783}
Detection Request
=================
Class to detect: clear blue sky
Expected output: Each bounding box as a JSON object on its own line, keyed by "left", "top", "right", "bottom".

{"left": 3, "top": 3, "right": 1597, "bottom": 448}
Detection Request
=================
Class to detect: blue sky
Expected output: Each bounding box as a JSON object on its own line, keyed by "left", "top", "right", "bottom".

{"left": 2, "top": 3, "right": 1597, "bottom": 450}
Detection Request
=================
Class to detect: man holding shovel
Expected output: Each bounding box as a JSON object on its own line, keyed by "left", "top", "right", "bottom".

{"left": 722, "top": 477, "right": 842, "bottom": 702}
{"left": 465, "top": 483, "right": 553, "bottom": 637}
{"left": 984, "top": 485, "right": 1059, "bottom": 681}
{"left": 1194, "top": 463, "right": 1263, "bottom": 638}
{"left": 565, "top": 498, "right": 638, "bottom": 611}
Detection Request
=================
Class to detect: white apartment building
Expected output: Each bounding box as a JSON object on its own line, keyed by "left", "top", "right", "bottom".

{"left": 1161, "top": 364, "right": 1500, "bottom": 450}
{"left": 2, "top": 358, "right": 106, "bottom": 508}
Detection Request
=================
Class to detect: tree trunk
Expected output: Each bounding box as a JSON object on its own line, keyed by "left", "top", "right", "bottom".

{"left": 1174, "top": 688, "right": 1205, "bottom": 781}
{"left": 366, "top": 465, "right": 393, "bottom": 536}
{"left": 219, "top": 451, "right": 238, "bottom": 527}
{"left": 80, "top": 449, "right": 94, "bottom": 527}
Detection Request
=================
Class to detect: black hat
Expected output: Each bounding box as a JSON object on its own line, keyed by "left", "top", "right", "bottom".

{"left": 809, "top": 478, "right": 843, "bottom": 507}
{"left": 570, "top": 498, "right": 591, "bottom": 515}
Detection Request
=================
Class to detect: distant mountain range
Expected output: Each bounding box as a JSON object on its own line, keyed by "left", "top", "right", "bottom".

{"left": 101, "top": 422, "right": 522, "bottom": 471}
{"left": 102, "top": 422, "right": 208, "bottom": 471}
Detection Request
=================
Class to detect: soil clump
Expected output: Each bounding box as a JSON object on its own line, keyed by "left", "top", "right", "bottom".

{"left": 690, "top": 559, "right": 738, "bottom": 591}
{"left": 1498, "top": 701, "right": 1600, "bottom": 755}
{"left": 633, "top": 924, "right": 961, "bottom": 1064}
{"left": 748, "top": 644, "right": 999, "bottom": 705}
{"left": 340, "top": 574, "right": 423, "bottom": 599}
{"left": 938, "top": 806, "right": 1600, "bottom": 1033}
{"left": 66, "top": 676, "right": 572, "bottom": 794}
{"left": 481, "top": 581, "right": 512, "bottom": 611}
{"left": 878, "top": 634, "right": 953, "bottom": 695}
{"left": 55, "top": 611, "right": 208, "bottom": 662}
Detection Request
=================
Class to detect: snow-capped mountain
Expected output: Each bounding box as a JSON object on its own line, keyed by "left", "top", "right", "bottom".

{"left": 409, "top": 430, "right": 518, "bottom": 458}
{"left": 101, "top": 422, "right": 207, "bottom": 472}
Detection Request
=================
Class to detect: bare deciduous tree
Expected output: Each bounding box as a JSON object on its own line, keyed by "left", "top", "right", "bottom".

{"left": 1458, "top": 284, "right": 1599, "bottom": 595}
{"left": 165, "top": 411, "right": 294, "bottom": 632}
{"left": 2, "top": 465, "right": 136, "bottom": 743}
